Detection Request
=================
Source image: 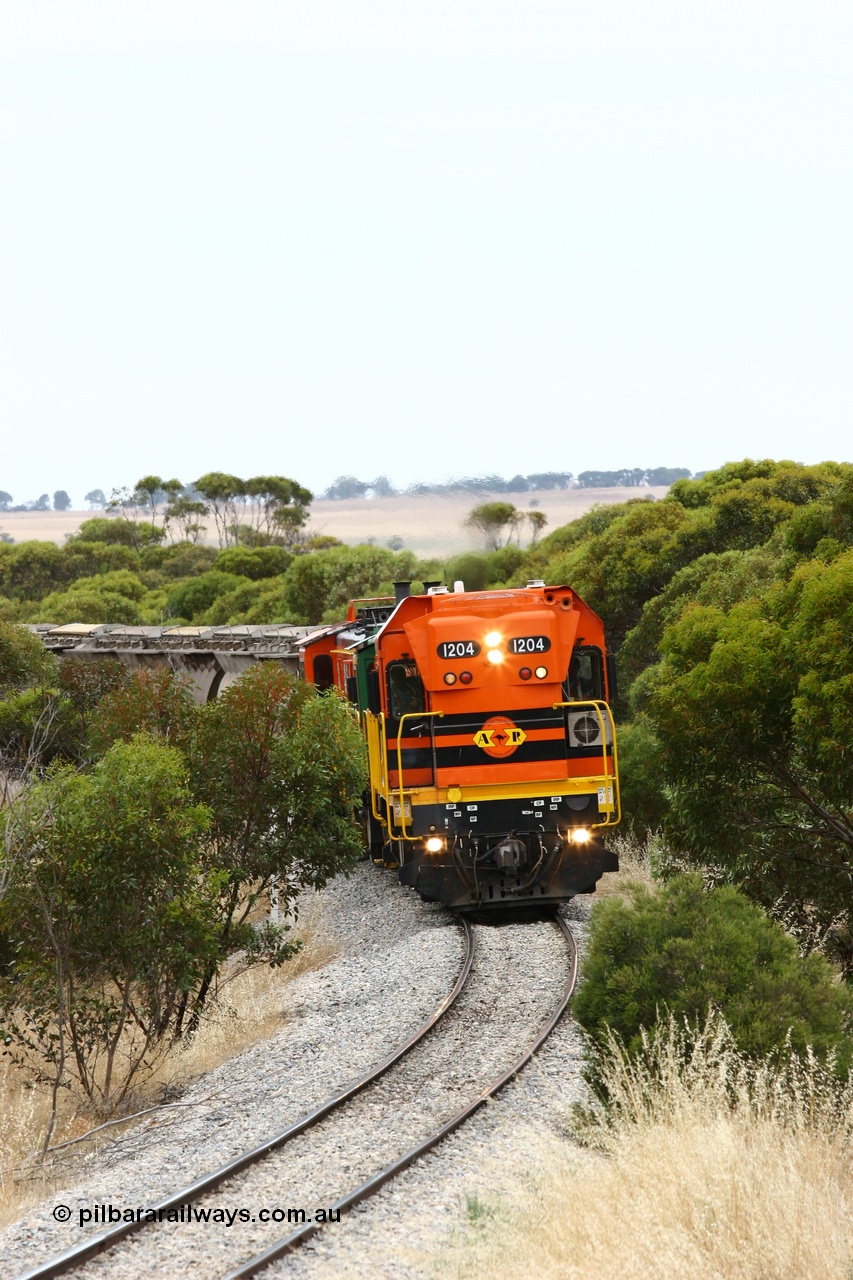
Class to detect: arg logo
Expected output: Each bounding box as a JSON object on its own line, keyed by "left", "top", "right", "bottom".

{"left": 473, "top": 716, "right": 527, "bottom": 759}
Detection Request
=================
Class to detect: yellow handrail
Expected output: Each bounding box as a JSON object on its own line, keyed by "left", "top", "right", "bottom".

{"left": 364, "top": 711, "right": 387, "bottom": 824}
{"left": 552, "top": 699, "right": 621, "bottom": 828}
{"left": 393, "top": 710, "right": 444, "bottom": 839}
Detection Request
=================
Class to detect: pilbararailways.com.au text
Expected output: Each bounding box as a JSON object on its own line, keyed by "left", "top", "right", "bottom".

{"left": 61, "top": 1204, "right": 341, "bottom": 1229}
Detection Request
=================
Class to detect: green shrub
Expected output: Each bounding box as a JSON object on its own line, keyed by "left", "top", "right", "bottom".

{"left": 62, "top": 541, "right": 139, "bottom": 579}
{"left": 573, "top": 874, "right": 853, "bottom": 1081}
{"left": 166, "top": 571, "right": 249, "bottom": 621}
{"left": 0, "top": 541, "right": 67, "bottom": 601}
{"left": 0, "top": 596, "right": 28, "bottom": 622}
{"left": 240, "top": 585, "right": 294, "bottom": 625}
{"left": 72, "top": 569, "right": 147, "bottom": 600}
{"left": 486, "top": 544, "right": 526, "bottom": 581}
{"left": 0, "top": 622, "right": 57, "bottom": 694}
{"left": 156, "top": 544, "right": 218, "bottom": 579}
{"left": 445, "top": 552, "right": 489, "bottom": 592}
{"left": 36, "top": 587, "right": 141, "bottom": 625}
{"left": 0, "top": 737, "right": 218, "bottom": 1109}
{"left": 89, "top": 666, "right": 197, "bottom": 756}
{"left": 36, "top": 570, "right": 149, "bottom": 625}
{"left": 212, "top": 546, "right": 292, "bottom": 580}
{"left": 68, "top": 516, "right": 137, "bottom": 546}
{"left": 282, "top": 545, "right": 398, "bottom": 623}
{"left": 202, "top": 580, "right": 282, "bottom": 625}
{"left": 615, "top": 717, "right": 670, "bottom": 836}
{"left": 139, "top": 587, "right": 170, "bottom": 624}
{"left": 0, "top": 686, "right": 79, "bottom": 769}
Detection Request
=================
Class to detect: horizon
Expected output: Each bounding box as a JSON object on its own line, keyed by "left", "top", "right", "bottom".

{"left": 0, "top": 457, "right": 831, "bottom": 514}
{"left": 2, "top": 2, "right": 851, "bottom": 500}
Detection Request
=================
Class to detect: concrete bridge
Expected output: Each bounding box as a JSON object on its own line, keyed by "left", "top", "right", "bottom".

{"left": 28, "top": 623, "right": 314, "bottom": 703}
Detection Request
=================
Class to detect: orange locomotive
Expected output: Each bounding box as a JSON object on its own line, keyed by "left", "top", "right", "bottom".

{"left": 299, "top": 580, "right": 620, "bottom": 909}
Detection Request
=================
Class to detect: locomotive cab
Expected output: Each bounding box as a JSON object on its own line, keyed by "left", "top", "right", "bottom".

{"left": 299, "top": 582, "right": 620, "bottom": 910}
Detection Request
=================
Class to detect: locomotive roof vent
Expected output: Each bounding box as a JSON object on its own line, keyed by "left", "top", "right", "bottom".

{"left": 428, "top": 585, "right": 449, "bottom": 594}
{"left": 527, "top": 579, "right": 546, "bottom": 587}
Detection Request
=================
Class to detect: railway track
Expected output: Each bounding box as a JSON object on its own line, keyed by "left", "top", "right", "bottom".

{"left": 227, "top": 915, "right": 578, "bottom": 1280}
{"left": 16, "top": 914, "right": 578, "bottom": 1280}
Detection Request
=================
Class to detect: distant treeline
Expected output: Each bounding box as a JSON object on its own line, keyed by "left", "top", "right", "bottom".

{"left": 322, "top": 467, "right": 694, "bottom": 499}
{"left": 1, "top": 468, "right": 696, "bottom": 514}
{"left": 0, "top": 490, "right": 73, "bottom": 513}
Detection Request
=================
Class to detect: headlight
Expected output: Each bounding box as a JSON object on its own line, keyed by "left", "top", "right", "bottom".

{"left": 485, "top": 630, "right": 502, "bottom": 647}
{"left": 570, "top": 827, "right": 591, "bottom": 844}
{"left": 486, "top": 649, "right": 503, "bottom": 665}
{"left": 425, "top": 836, "right": 444, "bottom": 853}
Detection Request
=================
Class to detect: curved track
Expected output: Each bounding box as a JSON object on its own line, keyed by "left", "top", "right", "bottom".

{"left": 17, "top": 914, "right": 579, "bottom": 1280}
{"left": 226, "top": 914, "right": 578, "bottom": 1280}
{"left": 16, "top": 919, "right": 475, "bottom": 1280}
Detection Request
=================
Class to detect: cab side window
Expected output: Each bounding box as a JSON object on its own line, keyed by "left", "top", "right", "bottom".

{"left": 565, "top": 647, "right": 603, "bottom": 702}
{"left": 386, "top": 660, "right": 426, "bottom": 718}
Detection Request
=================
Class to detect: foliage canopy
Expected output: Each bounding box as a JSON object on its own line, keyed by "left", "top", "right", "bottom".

{"left": 573, "top": 875, "right": 853, "bottom": 1086}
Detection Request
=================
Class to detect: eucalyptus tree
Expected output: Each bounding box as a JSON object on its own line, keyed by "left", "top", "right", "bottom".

{"left": 645, "top": 549, "right": 853, "bottom": 972}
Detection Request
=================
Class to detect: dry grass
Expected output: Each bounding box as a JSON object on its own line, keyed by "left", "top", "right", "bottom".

{"left": 0, "top": 902, "right": 338, "bottom": 1229}
{"left": 596, "top": 828, "right": 701, "bottom": 900}
{"left": 595, "top": 828, "right": 656, "bottom": 898}
{"left": 306, "top": 488, "right": 671, "bottom": 558}
{"left": 443, "top": 1017, "right": 853, "bottom": 1280}
{"left": 0, "top": 487, "right": 671, "bottom": 558}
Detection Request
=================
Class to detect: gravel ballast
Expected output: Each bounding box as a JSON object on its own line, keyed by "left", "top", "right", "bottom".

{"left": 2, "top": 865, "right": 592, "bottom": 1280}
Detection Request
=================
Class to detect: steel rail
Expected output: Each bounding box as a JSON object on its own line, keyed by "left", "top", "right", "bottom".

{"left": 224, "top": 914, "right": 579, "bottom": 1280}
{"left": 16, "top": 919, "right": 475, "bottom": 1280}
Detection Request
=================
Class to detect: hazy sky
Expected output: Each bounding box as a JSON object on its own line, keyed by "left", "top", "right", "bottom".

{"left": 1, "top": 1, "right": 851, "bottom": 505}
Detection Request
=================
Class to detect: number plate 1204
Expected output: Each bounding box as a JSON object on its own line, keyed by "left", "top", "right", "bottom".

{"left": 437, "top": 640, "right": 481, "bottom": 658}
{"left": 508, "top": 635, "right": 551, "bottom": 654}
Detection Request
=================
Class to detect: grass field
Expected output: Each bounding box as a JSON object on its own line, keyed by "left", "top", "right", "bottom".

{"left": 0, "top": 487, "right": 670, "bottom": 557}
{"left": 442, "top": 1018, "right": 853, "bottom": 1280}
